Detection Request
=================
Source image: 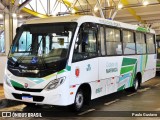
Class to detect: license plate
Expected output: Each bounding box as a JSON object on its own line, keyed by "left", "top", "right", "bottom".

{"left": 22, "top": 96, "right": 33, "bottom": 102}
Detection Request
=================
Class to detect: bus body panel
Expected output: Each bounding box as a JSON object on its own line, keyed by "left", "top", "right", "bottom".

{"left": 4, "top": 70, "right": 73, "bottom": 106}
{"left": 4, "top": 55, "right": 156, "bottom": 105}
{"left": 141, "top": 54, "right": 156, "bottom": 82}
{"left": 69, "top": 54, "right": 156, "bottom": 101}
{"left": 69, "top": 58, "right": 99, "bottom": 101}
{"left": 4, "top": 15, "right": 156, "bottom": 106}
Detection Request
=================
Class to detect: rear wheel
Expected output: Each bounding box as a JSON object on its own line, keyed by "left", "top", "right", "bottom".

{"left": 131, "top": 77, "right": 139, "bottom": 92}
{"left": 70, "top": 89, "right": 84, "bottom": 111}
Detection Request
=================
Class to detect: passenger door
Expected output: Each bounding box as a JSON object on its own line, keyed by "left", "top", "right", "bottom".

{"left": 70, "top": 23, "right": 99, "bottom": 99}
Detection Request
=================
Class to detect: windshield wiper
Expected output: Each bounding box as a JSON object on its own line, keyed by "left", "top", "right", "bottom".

{"left": 16, "top": 35, "right": 43, "bottom": 64}
{"left": 37, "top": 36, "right": 47, "bottom": 69}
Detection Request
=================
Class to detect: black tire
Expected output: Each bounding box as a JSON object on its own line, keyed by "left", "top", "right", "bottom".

{"left": 156, "top": 71, "right": 160, "bottom": 76}
{"left": 0, "top": 99, "right": 8, "bottom": 108}
{"left": 23, "top": 102, "right": 36, "bottom": 107}
{"left": 70, "top": 89, "right": 84, "bottom": 112}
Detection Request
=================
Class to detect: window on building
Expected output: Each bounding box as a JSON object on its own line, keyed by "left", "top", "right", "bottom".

{"left": 0, "top": 31, "right": 5, "bottom": 53}
{"left": 123, "top": 30, "right": 136, "bottom": 54}
{"left": 136, "top": 32, "right": 146, "bottom": 54}
{"left": 146, "top": 34, "right": 155, "bottom": 54}
{"left": 106, "top": 28, "right": 122, "bottom": 55}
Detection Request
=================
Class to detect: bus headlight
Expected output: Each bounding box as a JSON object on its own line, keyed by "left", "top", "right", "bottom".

{"left": 45, "top": 77, "right": 65, "bottom": 90}
{"left": 4, "top": 75, "right": 12, "bottom": 87}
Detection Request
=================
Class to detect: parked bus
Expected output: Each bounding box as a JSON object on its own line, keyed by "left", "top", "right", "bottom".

{"left": 4, "top": 15, "right": 156, "bottom": 111}
{"left": 156, "top": 35, "right": 160, "bottom": 72}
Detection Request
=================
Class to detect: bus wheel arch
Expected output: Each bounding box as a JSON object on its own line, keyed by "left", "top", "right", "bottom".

{"left": 70, "top": 83, "right": 91, "bottom": 111}
{"left": 78, "top": 83, "right": 91, "bottom": 105}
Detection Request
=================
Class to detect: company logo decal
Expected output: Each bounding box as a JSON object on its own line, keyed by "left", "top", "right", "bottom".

{"left": 24, "top": 83, "right": 28, "bottom": 88}
{"left": 96, "top": 87, "right": 102, "bottom": 94}
{"left": 106, "top": 62, "right": 118, "bottom": 73}
{"left": 86, "top": 64, "right": 91, "bottom": 71}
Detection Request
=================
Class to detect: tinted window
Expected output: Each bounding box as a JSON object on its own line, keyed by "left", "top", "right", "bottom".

{"left": 72, "top": 23, "right": 98, "bottom": 62}
{"left": 136, "top": 32, "right": 146, "bottom": 54}
{"left": 106, "top": 28, "right": 122, "bottom": 55}
{"left": 146, "top": 34, "right": 155, "bottom": 54}
{"left": 123, "top": 30, "right": 136, "bottom": 54}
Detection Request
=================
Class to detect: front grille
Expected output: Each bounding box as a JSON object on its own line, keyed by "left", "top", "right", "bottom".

{"left": 13, "top": 87, "right": 43, "bottom": 92}
{"left": 12, "top": 93, "right": 44, "bottom": 102}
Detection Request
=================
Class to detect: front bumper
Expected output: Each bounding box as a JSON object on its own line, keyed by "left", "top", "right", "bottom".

{"left": 4, "top": 83, "right": 70, "bottom": 106}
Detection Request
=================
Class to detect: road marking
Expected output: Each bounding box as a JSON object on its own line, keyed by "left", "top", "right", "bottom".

{"left": 138, "top": 87, "right": 150, "bottom": 92}
{"left": 145, "top": 87, "right": 151, "bottom": 90}
{"left": 155, "top": 84, "right": 160, "bottom": 87}
{"left": 104, "top": 99, "right": 120, "bottom": 106}
{"left": 127, "top": 93, "right": 137, "bottom": 97}
{"left": 78, "top": 109, "right": 95, "bottom": 116}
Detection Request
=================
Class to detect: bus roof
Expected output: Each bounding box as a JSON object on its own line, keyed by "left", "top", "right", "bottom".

{"left": 25, "top": 15, "right": 82, "bottom": 24}
{"left": 25, "top": 15, "right": 155, "bottom": 34}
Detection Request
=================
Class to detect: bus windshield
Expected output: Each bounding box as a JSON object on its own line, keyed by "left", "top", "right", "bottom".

{"left": 9, "top": 23, "right": 77, "bottom": 65}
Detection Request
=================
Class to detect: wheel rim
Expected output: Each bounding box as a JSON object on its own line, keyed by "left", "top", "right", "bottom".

{"left": 75, "top": 92, "right": 83, "bottom": 109}
{"left": 134, "top": 79, "right": 139, "bottom": 90}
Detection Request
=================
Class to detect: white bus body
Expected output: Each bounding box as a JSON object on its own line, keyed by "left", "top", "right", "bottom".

{"left": 4, "top": 15, "right": 156, "bottom": 110}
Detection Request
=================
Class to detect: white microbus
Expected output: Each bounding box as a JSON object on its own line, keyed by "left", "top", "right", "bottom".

{"left": 4, "top": 15, "right": 156, "bottom": 111}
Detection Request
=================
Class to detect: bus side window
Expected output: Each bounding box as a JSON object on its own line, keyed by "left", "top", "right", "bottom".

{"left": 146, "top": 34, "right": 156, "bottom": 54}
{"left": 122, "top": 30, "right": 136, "bottom": 54}
{"left": 105, "top": 28, "right": 122, "bottom": 55}
{"left": 72, "top": 23, "right": 98, "bottom": 62}
{"left": 136, "top": 32, "right": 146, "bottom": 54}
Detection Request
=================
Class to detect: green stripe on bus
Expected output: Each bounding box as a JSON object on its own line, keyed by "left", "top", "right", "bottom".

{"left": 10, "top": 80, "right": 24, "bottom": 88}
{"left": 130, "top": 63, "right": 137, "bottom": 86}
{"left": 136, "top": 27, "right": 149, "bottom": 32}
{"left": 122, "top": 58, "right": 137, "bottom": 66}
{"left": 117, "top": 84, "right": 125, "bottom": 91}
{"left": 57, "top": 69, "right": 65, "bottom": 74}
{"left": 120, "top": 66, "right": 134, "bottom": 74}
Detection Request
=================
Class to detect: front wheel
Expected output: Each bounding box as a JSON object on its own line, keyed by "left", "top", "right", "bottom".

{"left": 70, "top": 90, "right": 84, "bottom": 112}
{"left": 23, "top": 102, "right": 36, "bottom": 107}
